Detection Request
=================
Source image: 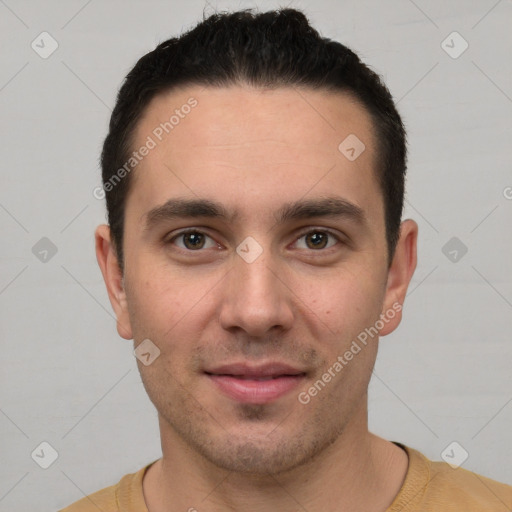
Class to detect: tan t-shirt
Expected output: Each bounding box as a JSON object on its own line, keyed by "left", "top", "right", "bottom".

{"left": 59, "top": 443, "right": 512, "bottom": 511}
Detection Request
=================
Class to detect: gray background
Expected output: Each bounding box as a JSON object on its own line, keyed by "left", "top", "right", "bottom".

{"left": 1, "top": 0, "right": 511, "bottom": 510}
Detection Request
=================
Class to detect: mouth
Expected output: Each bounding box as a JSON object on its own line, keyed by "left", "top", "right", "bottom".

{"left": 204, "top": 362, "right": 307, "bottom": 404}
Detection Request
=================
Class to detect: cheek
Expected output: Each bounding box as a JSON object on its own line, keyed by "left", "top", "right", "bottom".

{"left": 126, "top": 274, "right": 200, "bottom": 395}
{"left": 124, "top": 266, "right": 220, "bottom": 370}
{"left": 124, "top": 271, "right": 184, "bottom": 344}
{"left": 126, "top": 261, "right": 201, "bottom": 322}
{"left": 297, "top": 270, "right": 385, "bottom": 339}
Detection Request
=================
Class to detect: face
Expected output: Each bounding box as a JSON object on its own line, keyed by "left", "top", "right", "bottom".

{"left": 96, "top": 85, "right": 417, "bottom": 475}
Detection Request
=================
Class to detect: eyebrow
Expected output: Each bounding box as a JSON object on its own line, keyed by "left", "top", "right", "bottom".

{"left": 143, "top": 196, "right": 366, "bottom": 233}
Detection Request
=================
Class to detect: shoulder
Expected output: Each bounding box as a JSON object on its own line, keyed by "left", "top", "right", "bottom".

{"left": 58, "top": 483, "right": 118, "bottom": 512}
{"left": 58, "top": 463, "right": 152, "bottom": 512}
{"left": 398, "top": 444, "right": 512, "bottom": 511}
{"left": 427, "top": 457, "right": 512, "bottom": 509}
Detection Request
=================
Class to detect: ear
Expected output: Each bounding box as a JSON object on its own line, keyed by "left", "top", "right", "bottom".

{"left": 379, "top": 219, "right": 418, "bottom": 336}
{"left": 95, "top": 224, "right": 133, "bottom": 340}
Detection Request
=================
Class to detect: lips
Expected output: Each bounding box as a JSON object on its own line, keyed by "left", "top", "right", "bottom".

{"left": 205, "top": 362, "right": 305, "bottom": 378}
{"left": 205, "top": 362, "right": 307, "bottom": 404}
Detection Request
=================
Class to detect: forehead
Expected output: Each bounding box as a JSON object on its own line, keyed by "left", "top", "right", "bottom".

{"left": 128, "top": 85, "right": 382, "bottom": 226}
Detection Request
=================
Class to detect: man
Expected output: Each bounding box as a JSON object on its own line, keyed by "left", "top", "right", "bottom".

{"left": 61, "top": 8, "right": 512, "bottom": 512}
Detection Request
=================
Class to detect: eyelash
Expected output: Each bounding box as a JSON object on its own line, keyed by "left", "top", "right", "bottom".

{"left": 166, "top": 227, "right": 344, "bottom": 252}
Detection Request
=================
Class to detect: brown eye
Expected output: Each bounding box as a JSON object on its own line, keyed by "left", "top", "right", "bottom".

{"left": 182, "top": 232, "right": 205, "bottom": 249}
{"left": 305, "top": 232, "right": 328, "bottom": 249}
{"left": 295, "top": 230, "right": 339, "bottom": 251}
{"left": 170, "top": 230, "right": 217, "bottom": 251}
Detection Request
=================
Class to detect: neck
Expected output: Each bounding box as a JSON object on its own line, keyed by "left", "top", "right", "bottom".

{"left": 143, "top": 403, "right": 409, "bottom": 512}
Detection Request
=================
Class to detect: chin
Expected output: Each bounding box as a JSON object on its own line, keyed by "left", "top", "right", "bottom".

{"left": 198, "top": 438, "right": 311, "bottom": 475}
{"left": 173, "top": 414, "right": 342, "bottom": 476}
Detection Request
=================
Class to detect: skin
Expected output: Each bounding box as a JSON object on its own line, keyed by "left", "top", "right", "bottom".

{"left": 96, "top": 85, "right": 418, "bottom": 512}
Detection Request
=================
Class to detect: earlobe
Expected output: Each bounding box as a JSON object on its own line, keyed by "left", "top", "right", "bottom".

{"left": 379, "top": 219, "right": 418, "bottom": 337}
{"left": 94, "top": 224, "right": 133, "bottom": 340}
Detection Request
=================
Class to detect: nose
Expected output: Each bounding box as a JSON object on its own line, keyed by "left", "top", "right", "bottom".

{"left": 218, "top": 248, "right": 295, "bottom": 338}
